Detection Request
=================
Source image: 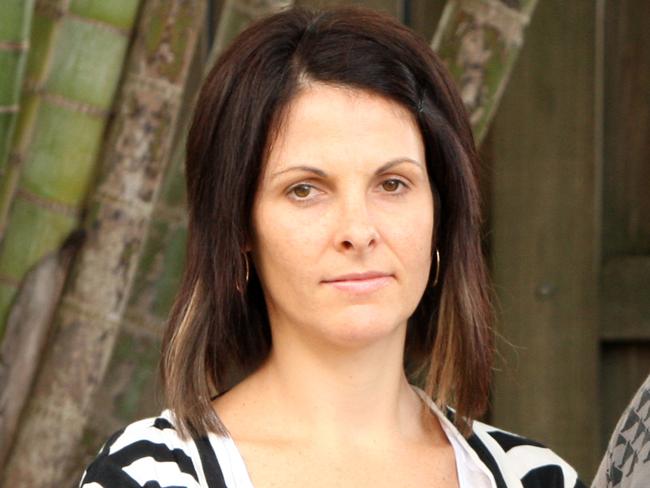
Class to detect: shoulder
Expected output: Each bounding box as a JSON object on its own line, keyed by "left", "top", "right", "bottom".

{"left": 78, "top": 411, "right": 202, "bottom": 488}
{"left": 453, "top": 410, "right": 587, "bottom": 488}
{"left": 592, "top": 374, "right": 650, "bottom": 488}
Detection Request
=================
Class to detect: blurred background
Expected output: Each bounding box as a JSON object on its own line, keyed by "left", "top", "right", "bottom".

{"left": 0, "top": 0, "right": 647, "bottom": 486}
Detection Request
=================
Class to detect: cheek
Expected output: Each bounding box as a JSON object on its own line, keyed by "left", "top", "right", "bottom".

{"left": 384, "top": 201, "right": 434, "bottom": 280}
{"left": 415, "top": 206, "right": 435, "bottom": 253}
{"left": 387, "top": 198, "right": 434, "bottom": 245}
{"left": 254, "top": 206, "right": 328, "bottom": 279}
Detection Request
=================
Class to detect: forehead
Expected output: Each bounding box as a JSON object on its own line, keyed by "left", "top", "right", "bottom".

{"left": 262, "top": 83, "right": 423, "bottom": 177}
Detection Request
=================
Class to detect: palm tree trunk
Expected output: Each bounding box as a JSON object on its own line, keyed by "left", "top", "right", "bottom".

{"left": 0, "top": 0, "right": 35, "bottom": 172}
{"left": 432, "top": 0, "right": 539, "bottom": 143}
{"left": 0, "top": 235, "right": 78, "bottom": 471}
{"left": 0, "top": 0, "right": 141, "bottom": 477}
{"left": 0, "top": 0, "right": 142, "bottom": 337}
{"left": 0, "top": 0, "right": 205, "bottom": 486}
{"left": 77, "top": 0, "right": 296, "bottom": 467}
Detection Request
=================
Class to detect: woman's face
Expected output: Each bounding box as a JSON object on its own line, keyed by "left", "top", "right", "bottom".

{"left": 249, "top": 83, "right": 434, "bottom": 349}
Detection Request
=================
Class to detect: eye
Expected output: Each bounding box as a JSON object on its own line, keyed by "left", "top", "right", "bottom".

{"left": 381, "top": 178, "right": 408, "bottom": 193}
{"left": 287, "top": 183, "right": 317, "bottom": 200}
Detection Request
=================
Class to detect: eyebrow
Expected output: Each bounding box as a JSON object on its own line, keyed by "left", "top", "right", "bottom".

{"left": 270, "top": 158, "right": 423, "bottom": 181}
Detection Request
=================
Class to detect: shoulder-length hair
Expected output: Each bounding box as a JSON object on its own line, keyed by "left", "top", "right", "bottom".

{"left": 160, "top": 5, "right": 493, "bottom": 439}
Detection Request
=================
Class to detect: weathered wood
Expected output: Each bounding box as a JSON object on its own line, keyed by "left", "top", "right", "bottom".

{"left": 432, "top": 0, "right": 538, "bottom": 143}
{"left": 600, "top": 256, "right": 650, "bottom": 341}
{"left": 601, "top": 0, "right": 650, "bottom": 259}
{"left": 0, "top": 0, "right": 205, "bottom": 485}
{"left": 600, "top": 345, "right": 650, "bottom": 452}
{"left": 599, "top": 0, "right": 650, "bottom": 459}
{"left": 488, "top": 0, "right": 600, "bottom": 479}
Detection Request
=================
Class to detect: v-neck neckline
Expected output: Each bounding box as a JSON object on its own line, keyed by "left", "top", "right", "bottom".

{"left": 204, "top": 384, "right": 496, "bottom": 488}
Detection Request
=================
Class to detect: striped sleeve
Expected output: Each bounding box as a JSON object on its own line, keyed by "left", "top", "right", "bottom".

{"left": 470, "top": 420, "right": 588, "bottom": 488}
{"left": 78, "top": 417, "right": 202, "bottom": 488}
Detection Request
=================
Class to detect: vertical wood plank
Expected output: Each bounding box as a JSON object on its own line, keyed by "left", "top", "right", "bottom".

{"left": 488, "top": 0, "right": 600, "bottom": 479}
{"left": 602, "top": 0, "right": 650, "bottom": 259}
{"left": 599, "top": 0, "right": 650, "bottom": 463}
{"left": 600, "top": 344, "right": 650, "bottom": 452}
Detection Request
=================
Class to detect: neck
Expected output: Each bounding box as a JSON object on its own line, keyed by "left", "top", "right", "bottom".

{"left": 245, "top": 320, "right": 432, "bottom": 448}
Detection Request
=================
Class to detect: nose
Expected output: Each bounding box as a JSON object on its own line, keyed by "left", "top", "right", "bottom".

{"left": 333, "top": 194, "right": 379, "bottom": 253}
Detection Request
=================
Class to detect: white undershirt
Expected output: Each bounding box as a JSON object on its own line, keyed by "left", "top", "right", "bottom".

{"left": 412, "top": 385, "right": 495, "bottom": 488}
{"left": 208, "top": 384, "right": 495, "bottom": 488}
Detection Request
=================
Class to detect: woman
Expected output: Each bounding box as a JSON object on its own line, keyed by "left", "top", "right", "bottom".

{"left": 80, "top": 6, "right": 586, "bottom": 488}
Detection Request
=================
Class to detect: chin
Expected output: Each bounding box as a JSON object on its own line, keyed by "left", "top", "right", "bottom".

{"left": 319, "top": 309, "right": 406, "bottom": 348}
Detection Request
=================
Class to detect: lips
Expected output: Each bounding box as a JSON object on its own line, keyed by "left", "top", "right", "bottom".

{"left": 322, "top": 271, "right": 393, "bottom": 294}
{"left": 323, "top": 271, "right": 391, "bottom": 283}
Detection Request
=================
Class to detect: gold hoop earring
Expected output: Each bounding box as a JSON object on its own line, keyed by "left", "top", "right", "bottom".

{"left": 236, "top": 252, "right": 250, "bottom": 294}
{"left": 433, "top": 248, "right": 440, "bottom": 287}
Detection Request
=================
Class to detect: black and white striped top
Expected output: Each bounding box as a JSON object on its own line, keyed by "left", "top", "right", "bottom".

{"left": 79, "top": 386, "right": 586, "bottom": 488}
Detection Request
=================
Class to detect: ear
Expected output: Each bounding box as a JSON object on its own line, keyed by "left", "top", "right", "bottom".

{"left": 242, "top": 227, "right": 256, "bottom": 254}
{"left": 242, "top": 238, "right": 253, "bottom": 253}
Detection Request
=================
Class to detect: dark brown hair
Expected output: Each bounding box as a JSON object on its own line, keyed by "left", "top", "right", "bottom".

{"left": 160, "top": 5, "right": 494, "bottom": 439}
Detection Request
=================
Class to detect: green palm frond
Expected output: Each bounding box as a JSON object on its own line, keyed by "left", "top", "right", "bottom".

{"left": 0, "top": 0, "right": 141, "bottom": 337}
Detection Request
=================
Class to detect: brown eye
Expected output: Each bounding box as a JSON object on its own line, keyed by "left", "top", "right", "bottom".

{"left": 382, "top": 179, "right": 403, "bottom": 192}
{"left": 290, "top": 184, "right": 312, "bottom": 199}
